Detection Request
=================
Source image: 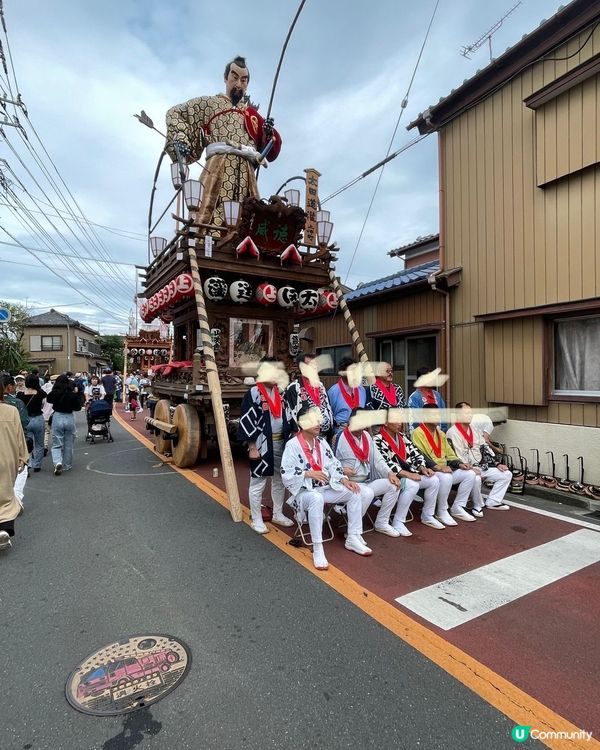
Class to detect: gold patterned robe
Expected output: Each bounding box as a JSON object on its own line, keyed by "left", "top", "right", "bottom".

{"left": 166, "top": 94, "right": 281, "bottom": 227}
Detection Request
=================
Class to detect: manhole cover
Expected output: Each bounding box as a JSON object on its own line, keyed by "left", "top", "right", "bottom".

{"left": 65, "top": 634, "right": 191, "bottom": 716}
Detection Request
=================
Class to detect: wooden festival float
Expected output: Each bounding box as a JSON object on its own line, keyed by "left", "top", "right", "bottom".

{"left": 139, "top": 156, "right": 367, "bottom": 519}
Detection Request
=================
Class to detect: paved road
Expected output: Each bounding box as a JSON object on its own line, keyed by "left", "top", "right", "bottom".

{"left": 1, "top": 414, "right": 528, "bottom": 750}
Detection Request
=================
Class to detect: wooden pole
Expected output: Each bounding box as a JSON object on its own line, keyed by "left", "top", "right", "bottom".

{"left": 188, "top": 245, "right": 243, "bottom": 522}
{"left": 122, "top": 340, "right": 128, "bottom": 403}
{"left": 328, "top": 269, "right": 369, "bottom": 363}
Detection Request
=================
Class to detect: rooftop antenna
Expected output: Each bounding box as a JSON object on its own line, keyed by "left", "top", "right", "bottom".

{"left": 460, "top": 1, "right": 522, "bottom": 62}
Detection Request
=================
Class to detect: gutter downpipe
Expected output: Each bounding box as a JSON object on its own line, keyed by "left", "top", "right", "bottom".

{"left": 429, "top": 129, "right": 451, "bottom": 405}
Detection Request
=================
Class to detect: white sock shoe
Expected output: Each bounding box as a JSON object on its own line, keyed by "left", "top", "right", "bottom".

{"left": 374, "top": 523, "right": 401, "bottom": 538}
{"left": 345, "top": 534, "right": 373, "bottom": 556}
{"left": 251, "top": 519, "right": 269, "bottom": 534}
{"left": 391, "top": 521, "right": 413, "bottom": 537}
{"left": 436, "top": 511, "right": 458, "bottom": 526}
{"left": 421, "top": 516, "right": 445, "bottom": 529}
{"left": 271, "top": 512, "right": 294, "bottom": 527}
{"left": 0, "top": 530, "right": 11, "bottom": 550}
{"left": 312, "top": 543, "right": 329, "bottom": 570}
{"left": 450, "top": 506, "right": 476, "bottom": 522}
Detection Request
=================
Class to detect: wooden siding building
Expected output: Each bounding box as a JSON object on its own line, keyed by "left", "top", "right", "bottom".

{"left": 409, "top": 0, "right": 600, "bottom": 482}
{"left": 304, "top": 236, "right": 451, "bottom": 394}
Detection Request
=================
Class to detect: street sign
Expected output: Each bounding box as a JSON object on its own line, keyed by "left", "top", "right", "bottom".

{"left": 0, "top": 307, "right": 11, "bottom": 323}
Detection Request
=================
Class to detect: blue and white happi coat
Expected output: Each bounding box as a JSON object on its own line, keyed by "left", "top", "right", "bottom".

{"left": 237, "top": 385, "right": 290, "bottom": 478}
{"left": 284, "top": 378, "right": 333, "bottom": 436}
{"left": 280, "top": 435, "right": 345, "bottom": 511}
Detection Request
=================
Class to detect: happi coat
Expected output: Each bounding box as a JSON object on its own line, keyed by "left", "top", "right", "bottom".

{"left": 335, "top": 430, "right": 391, "bottom": 482}
{"left": 0, "top": 402, "right": 28, "bottom": 525}
{"left": 367, "top": 381, "right": 405, "bottom": 413}
{"left": 373, "top": 430, "right": 436, "bottom": 476}
{"left": 284, "top": 378, "right": 333, "bottom": 436}
{"left": 281, "top": 435, "right": 345, "bottom": 508}
{"left": 237, "top": 385, "right": 290, "bottom": 478}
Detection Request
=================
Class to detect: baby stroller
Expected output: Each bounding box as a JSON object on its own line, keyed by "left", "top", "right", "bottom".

{"left": 85, "top": 399, "right": 114, "bottom": 443}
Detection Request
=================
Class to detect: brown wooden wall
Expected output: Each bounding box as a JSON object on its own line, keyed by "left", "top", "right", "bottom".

{"left": 442, "top": 24, "right": 600, "bottom": 426}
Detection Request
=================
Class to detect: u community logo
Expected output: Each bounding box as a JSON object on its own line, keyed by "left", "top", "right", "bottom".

{"left": 512, "top": 726, "right": 593, "bottom": 743}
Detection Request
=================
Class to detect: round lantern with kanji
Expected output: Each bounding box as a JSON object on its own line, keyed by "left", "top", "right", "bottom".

{"left": 298, "top": 288, "right": 319, "bottom": 312}
{"left": 229, "top": 279, "right": 253, "bottom": 303}
{"left": 317, "top": 287, "right": 338, "bottom": 312}
{"left": 277, "top": 286, "right": 299, "bottom": 308}
{"left": 204, "top": 276, "right": 228, "bottom": 302}
{"left": 256, "top": 282, "right": 277, "bottom": 306}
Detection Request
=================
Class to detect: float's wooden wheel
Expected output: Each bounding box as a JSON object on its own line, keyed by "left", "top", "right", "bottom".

{"left": 154, "top": 399, "right": 172, "bottom": 455}
{"left": 172, "top": 404, "right": 200, "bottom": 467}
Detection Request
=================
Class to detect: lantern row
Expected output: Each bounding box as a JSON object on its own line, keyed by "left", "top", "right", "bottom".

{"left": 140, "top": 274, "right": 338, "bottom": 324}
{"left": 128, "top": 348, "right": 169, "bottom": 356}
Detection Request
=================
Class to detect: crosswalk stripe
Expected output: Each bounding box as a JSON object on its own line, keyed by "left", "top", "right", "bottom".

{"left": 396, "top": 529, "right": 600, "bottom": 630}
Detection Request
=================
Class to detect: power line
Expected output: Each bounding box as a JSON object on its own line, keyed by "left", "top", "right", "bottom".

{"left": 0, "top": 239, "right": 138, "bottom": 267}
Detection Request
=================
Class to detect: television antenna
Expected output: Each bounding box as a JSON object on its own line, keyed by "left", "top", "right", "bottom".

{"left": 460, "top": 1, "right": 522, "bottom": 62}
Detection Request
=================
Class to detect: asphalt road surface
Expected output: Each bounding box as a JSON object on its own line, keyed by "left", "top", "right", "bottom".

{"left": 0, "top": 413, "right": 530, "bottom": 750}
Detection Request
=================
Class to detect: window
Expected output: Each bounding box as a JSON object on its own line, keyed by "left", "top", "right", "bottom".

{"left": 41, "top": 335, "right": 63, "bottom": 351}
{"left": 553, "top": 315, "right": 600, "bottom": 397}
{"left": 316, "top": 345, "right": 352, "bottom": 375}
{"left": 229, "top": 318, "right": 273, "bottom": 367}
{"left": 377, "top": 335, "right": 437, "bottom": 394}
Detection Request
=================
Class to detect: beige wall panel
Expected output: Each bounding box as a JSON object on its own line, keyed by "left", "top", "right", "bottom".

{"left": 568, "top": 174, "right": 583, "bottom": 300}
{"left": 581, "top": 76, "right": 598, "bottom": 166}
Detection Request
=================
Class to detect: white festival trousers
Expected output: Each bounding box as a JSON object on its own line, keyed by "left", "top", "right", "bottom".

{"left": 13, "top": 466, "right": 28, "bottom": 505}
{"left": 392, "top": 474, "right": 439, "bottom": 526}
{"left": 248, "top": 440, "right": 285, "bottom": 523}
{"left": 472, "top": 467, "right": 512, "bottom": 508}
{"left": 294, "top": 485, "right": 365, "bottom": 544}
{"left": 436, "top": 469, "right": 476, "bottom": 513}
{"left": 362, "top": 477, "right": 400, "bottom": 526}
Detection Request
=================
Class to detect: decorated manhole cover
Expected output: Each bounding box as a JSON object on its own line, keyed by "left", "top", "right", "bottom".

{"left": 65, "top": 634, "right": 191, "bottom": 716}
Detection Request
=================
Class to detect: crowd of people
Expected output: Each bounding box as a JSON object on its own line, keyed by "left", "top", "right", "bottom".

{"left": 238, "top": 354, "right": 511, "bottom": 572}
{"left": 0, "top": 365, "right": 145, "bottom": 551}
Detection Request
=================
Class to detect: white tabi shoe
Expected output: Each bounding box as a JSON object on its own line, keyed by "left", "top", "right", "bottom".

{"left": 436, "top": 511, "right": 458, "bottom": 526}
{"left": 486, "top": 502, "right": 510, "bottom": 511}
{"left": 450, "top": 507, "right": 477, "bottom": 522}
{"left": 0, "top": 531, "right": 12, "bottom": 550}
{"left": 271, "top": 513, "right": 294, "bottom": 527}
{"left": 391, "top": 522, "right": 413, "bottom": 537}
{"left": 312, "top": 543, "right": 329, "bottom": 570}
{"left": 251, "top": 520, "right": 269, "bottom": 534}
{"left": 471, "top": 507, "right": 485, "bottom": 518}
{"left": 345, "top": 534, "right": 372, "bottom": 556}
{"left": 421, "top": 516, "right": 445, "bottom": 530}
{"left": 374, "top": 523, "right": 401, "bottom": 538}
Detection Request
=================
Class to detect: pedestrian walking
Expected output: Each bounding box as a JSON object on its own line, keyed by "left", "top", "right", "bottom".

{"left": 0, "top": 379, "right": 29, "bottom": 550}
{"left": 101, "top": 368, "right": 117, "bottom": 408}
{"left": 127, "top": 384, "right": 140, "bottom": 420}
{"left": 17, "top": 375, "right": 46, "bottom": 473}
{"left": 47, "top": 374, "right": 82, "bottom": 475}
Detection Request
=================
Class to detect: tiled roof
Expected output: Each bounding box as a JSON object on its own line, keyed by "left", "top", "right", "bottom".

{"left": 27, "top": 309, "right": 98, "bottom": 335}
{"left": 388, "top": 233, "right": 439, "bottom": 258}
{"left": 345, "top": 260, "right": 439, "bottom": 302}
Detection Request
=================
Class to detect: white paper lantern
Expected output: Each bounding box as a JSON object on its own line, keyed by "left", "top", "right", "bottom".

{"left": 298, "top": 288, "right": 319, "bottom": 312}
{"left": 277, "top": 286, "right": 299, "bottom": 308}
{"left": 229, "top": 279, "right": 253, "bottom": 304}
{"left": 256, "top": 282, "right": 277, "bottom": 305}
{"left": 203, "top": 276, "right": 228, "bottom": 301}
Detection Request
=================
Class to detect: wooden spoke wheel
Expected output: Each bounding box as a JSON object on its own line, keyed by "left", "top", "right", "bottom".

{"left": 172, "top": 404, "right": 201, "bottom": 468}
{"left": 154, "top": 399, "right": 172, "bottom": 455}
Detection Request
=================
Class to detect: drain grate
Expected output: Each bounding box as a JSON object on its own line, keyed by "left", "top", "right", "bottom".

{"left": 65, "top": 634, "right": 191, "bottom": 716}
{"left": 584, "top": 510, "right": 600, "bottom": 519}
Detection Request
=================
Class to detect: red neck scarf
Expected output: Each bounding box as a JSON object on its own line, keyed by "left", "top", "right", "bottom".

{"left": 257, "top": 383, "right": 282, "bottom": 419}
{"left": 338, "top": 378, "right": 360, "bottom": 409}
{"left": 419, "top": 423, "right": 442, "bottom": 458}
{"left": 379, "top": 426, "right": 406, "bottom": 460}
{"left": 419, "top": 387, "right": 436, "bottom": 405}
{"left": 343, "top": 428, "right": 370, "bottom": 462}
{"left": 302, "top": 377, "right": 321, "bottom": 407}
{"left": 455, "top": 423, "right": 473, "bottom": 447}
{"left": 298, "top": 432, "right": 322, "bottom": 470}
{"left": 375, "top": 378, "right": 397, "bottom": 406}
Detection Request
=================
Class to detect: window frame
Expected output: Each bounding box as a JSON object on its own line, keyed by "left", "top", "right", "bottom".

{"left": 549, "top": 313, "right": 600, "bottom": 402}
{"left": 315, "top": 344, "right": 353, "bottom": 376}
{"left": 41, "top": 335, "right": 63, "bottom": 351}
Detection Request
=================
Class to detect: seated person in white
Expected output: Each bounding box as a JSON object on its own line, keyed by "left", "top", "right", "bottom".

{"left": 373, "top": 410, "right": 444, "bottom": 534}
{"left": 410, "top": 404, "right": 477, "bottom": 524}
{"left": 446, "top": 402, "right": 511, "bottom": 512}
{"left": 334, "top": 408, "right": 402, "bottom": 538}
{"left": 280, "top": 405, "right": 373, "bottom": 571}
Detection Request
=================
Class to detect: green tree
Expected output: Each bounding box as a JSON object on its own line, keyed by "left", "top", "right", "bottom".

{"left": 0, "top": 300, "right": 30, "bottom": 373}
{"left": 97, "top": 334, "right": 124, "bottom": 371}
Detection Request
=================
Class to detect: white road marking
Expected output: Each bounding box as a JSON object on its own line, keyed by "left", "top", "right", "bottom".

{"left": 395, "top": 529, "right": 600, "bottom": 630}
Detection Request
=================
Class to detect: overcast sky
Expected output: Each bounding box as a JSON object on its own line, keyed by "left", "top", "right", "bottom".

{"left": 0, "top": 0, "right": 562, "bottom": 334}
